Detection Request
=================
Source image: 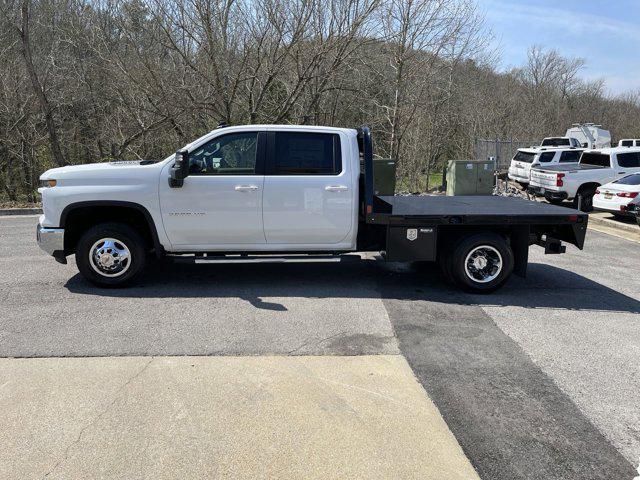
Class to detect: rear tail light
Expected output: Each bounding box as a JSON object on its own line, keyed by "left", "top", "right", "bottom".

{"left": 616, "top": 191, "right": 639, "bottom": 198}
{"left": 556, "top": 173, "right": 565, "bottom": 187}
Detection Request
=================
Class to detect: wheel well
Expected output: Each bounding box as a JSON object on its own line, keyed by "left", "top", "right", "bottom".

{"left": 62, "top": 204, "right": 158, "bottom": 255}
{"left": 577, "top": 182, "right": 600, "bottom": 194}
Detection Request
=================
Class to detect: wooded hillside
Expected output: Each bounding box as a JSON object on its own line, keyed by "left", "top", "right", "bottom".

{"left": 2, "top": 0, "right": 640, "bottom": 201}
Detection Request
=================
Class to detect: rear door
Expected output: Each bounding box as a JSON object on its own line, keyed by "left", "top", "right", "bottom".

{"left": 262, "top": 130, "right": 353, "bottom": 245}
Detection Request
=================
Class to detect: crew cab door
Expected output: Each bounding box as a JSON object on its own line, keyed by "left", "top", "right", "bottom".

{"left": 159, "top": 130, "right": 266, "bottom": 247}
{"left": 262, "top": 130, "right": 353, "bottom": 245}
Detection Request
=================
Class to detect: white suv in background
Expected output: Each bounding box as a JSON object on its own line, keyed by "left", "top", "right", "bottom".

{"left": 508, "top": 147, "right": 583, "bottom": 186}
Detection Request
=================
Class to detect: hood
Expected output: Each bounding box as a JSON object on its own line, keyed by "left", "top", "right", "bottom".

{"left": 40, "top": 160, "right": 164, "bottom": 186}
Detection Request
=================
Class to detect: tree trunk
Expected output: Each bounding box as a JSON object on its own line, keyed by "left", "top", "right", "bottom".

{"left": 17, "top": 0, "right": 66, "bottom": 167}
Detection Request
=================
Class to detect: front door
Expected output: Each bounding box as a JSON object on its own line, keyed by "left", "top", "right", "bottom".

{"left": 159, "top": 131, "right": 266, "bottom": 248}
{"left": 262, "top": 130, "right": 353, "bottom": 245}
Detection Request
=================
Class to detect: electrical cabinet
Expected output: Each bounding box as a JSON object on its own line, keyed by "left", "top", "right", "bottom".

{"left": 446, "top": 160, "right": 495, "bottom": 196}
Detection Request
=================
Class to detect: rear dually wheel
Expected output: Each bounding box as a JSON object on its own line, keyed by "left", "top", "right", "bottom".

{"left": 446, "top": 233, "right": 514, "bottom": 293}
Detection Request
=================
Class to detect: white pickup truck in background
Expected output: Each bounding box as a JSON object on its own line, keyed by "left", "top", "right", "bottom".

{"left": 528, "top": 147, "right": 640, "bottom": 211}
{"left": 508, "top": 146, "right": 583, "bottom": 186}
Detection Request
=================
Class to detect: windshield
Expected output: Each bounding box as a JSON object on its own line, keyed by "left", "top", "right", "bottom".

{"left": 580, "top": 153, "right": 610, "bottom": 167}
{"left": 614, "top": 173, "right": 640, "bottom": 185}
{"left": 542, "top": 138, "right": 570, "bottom": 147}
{"left": 513, "top": 151, "right": 536, "bottom": 163}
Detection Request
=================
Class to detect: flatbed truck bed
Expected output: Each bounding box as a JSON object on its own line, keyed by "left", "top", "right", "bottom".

{"left": 356, "top": 127, "right": 588, "bottom": 291}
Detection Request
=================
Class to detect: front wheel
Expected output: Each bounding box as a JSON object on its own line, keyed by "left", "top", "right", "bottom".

{"left": 446, "top": 233, "right": 514, "bottom": 293}
{"left": 76, "top": 222, "right": 147, "bottom": 287}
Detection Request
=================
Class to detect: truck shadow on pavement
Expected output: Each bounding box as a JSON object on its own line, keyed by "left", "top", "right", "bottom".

{"left": 64, "top": 257, "right": 640, "bottom": 315}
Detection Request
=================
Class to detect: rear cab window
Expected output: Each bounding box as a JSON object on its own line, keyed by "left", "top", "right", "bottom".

{"left": 542, "top": 138, "right": 570, "bottom": 147}
{"left": 559, "top": 150, "right": 582, "bottom": 163}
{"left": 538, "top": 152, "right": 556, "bottom": 163}
{"left": 271, "top": 132, "right": 342, "bottom": 175}
{"left": 580, "top": 153, "right": 611, "bottom": 167}
{"left": 617, "top": 152, "right": 640, "bottom": 168}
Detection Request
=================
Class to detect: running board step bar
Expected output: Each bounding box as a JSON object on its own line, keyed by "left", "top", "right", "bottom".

{"left": 172, "top": 254, "right": 343, "bottom": 264}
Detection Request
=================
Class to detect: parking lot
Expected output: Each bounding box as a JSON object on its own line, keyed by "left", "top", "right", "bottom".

{"left": 1, "top": 214, "right": 639, "bottom": 479}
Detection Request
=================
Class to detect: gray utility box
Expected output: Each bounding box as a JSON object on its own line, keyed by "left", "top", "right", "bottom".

{"left": 446, "top": 160, "right": 495, "bottom": 196}
{"left": 373, "top": 158, "right": 397, "bottom": 196}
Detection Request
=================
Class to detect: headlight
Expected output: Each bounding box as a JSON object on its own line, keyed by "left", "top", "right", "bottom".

{"left": 40, "top": 179, "right": 57, "bottom": 187}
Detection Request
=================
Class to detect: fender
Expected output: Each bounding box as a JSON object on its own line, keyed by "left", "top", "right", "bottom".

{"left": 59, "top": 200, "right": 164, "bottom": 257}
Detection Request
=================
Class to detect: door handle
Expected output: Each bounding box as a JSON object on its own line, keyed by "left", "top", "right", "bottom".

{"left": 325, "top": 185, "right": 348, "bottom": 192}
{"left": 235, "top": 185, "right": 259, "bottom": 192}
{"left": 618, "top": 172, "right": 626, "bottom": 174}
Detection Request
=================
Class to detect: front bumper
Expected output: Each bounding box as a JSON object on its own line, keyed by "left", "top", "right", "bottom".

{"left": 36, "top": 224, "right": 66, "bottom": 261}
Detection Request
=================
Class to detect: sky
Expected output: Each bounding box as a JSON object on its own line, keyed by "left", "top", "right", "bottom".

{"left": 476, "top": 0, "right": 640, "bottom": 95}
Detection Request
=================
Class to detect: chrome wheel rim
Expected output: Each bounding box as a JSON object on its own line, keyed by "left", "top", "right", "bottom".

{"left": 464, "top": 245, "right": 503, "bottom": 284}
{"left": 89, "top": 238, "right": 131, "bottom": 277}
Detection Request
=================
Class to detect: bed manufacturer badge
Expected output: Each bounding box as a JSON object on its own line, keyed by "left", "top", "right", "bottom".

{"left": 406, "top": 228, "right": 418, "bottom": 241}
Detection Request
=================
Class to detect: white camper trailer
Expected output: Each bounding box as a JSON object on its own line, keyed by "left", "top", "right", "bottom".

{"left": 565, "top": 123, "right": 611, "bottom": 149}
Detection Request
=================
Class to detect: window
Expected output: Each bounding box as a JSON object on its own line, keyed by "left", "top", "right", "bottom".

{"left": 538, "top": 152, "right": 556, "bottom": 163}
{"left": 513, "top": 151, "right": 535, "bottom": 163}
{"left": 617, "top": 152, "right": 640, "bottom": 168}
{"left": 273, "top": 132, "right": 341, "bottom": 175}
{"left": 620, "top": 140, "right": 633, "bottom": 147}
{"left": 541, "top": 138, "right": 570, "bottom": 147}
{"left": 188, "top": 132, "right": 258, "bottom": 175}
{"left": 580, "top": 153, "right": 610, "bottom": 167}
{"left": 559, "top": 151, "right": 581, "bottom": 163}
{"left": 615, "top": 173, "right": 640, "bottom": 185}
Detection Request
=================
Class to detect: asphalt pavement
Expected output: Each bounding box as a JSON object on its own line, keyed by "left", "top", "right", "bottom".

{"left": 0, "top": 215, "right": 638, "bottom": 479}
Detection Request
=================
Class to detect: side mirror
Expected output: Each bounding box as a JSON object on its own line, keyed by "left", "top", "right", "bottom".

{"left": 169, "top": 150, "right": 189, "bottom": 188}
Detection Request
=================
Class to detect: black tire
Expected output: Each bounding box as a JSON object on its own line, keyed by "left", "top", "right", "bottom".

{"left": 448, "top": 233, "right": 514, "bottom": 293}
{"left": 573, "top": 186, "right": 596, "bottom": 212}
{"left": 75, "top": 222, "right": 147, "bottom": 287}
{"left": 547, "top": 198, "right": 565, "bottom": 206}
{"left": 517, "top": 181, "right": 528, "bottom": 190}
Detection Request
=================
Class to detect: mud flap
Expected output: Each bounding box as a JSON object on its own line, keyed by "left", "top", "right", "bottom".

{"left": 511, "top": 226, "right": 529, "bottom": 278}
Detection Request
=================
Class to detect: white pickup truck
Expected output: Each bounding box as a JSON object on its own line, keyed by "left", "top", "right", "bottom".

{"left": 508, "top": 147, "right": 583, "bottom": 186}
{"left": 36, "top": 125, "right": 588, "bottom": 292}
{"left": 528, "top": 147, "right": 640, "bottom": 210}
